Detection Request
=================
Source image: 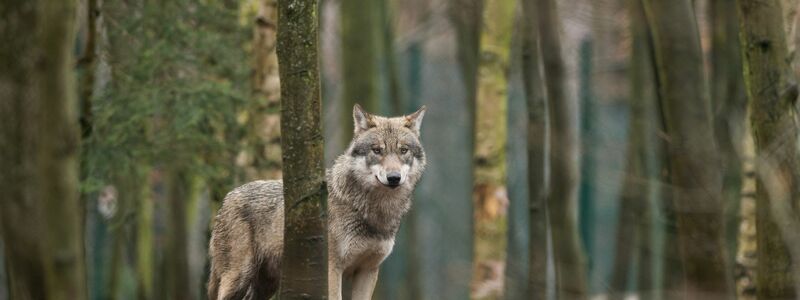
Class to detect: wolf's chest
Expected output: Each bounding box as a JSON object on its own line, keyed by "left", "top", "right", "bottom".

{"left": 336, "top": 235, "right": 395, "bottom": 273}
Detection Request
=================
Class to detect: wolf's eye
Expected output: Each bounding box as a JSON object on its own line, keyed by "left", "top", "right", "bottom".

{"left": 400, "top": 147, "right": 408, "bottom": 154}
{"left": 372, "top": 148, "right": 382, "bottom": 155}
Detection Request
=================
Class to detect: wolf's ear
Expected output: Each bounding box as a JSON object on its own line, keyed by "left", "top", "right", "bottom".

{"left": 404, "top": 105, "right": 426, "bottom": 134}
{"left": 353, "top": 104, "right": 375, "bottom": 134}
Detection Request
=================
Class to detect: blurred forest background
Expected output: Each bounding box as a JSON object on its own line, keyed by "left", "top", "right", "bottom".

{"left": 4, "top": 0, "right": 800, "bottom": 299}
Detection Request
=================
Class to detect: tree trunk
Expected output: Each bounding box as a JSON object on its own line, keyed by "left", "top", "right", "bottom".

{"left": 519, "top": 0, "right": 548, "bottom": 298}
{"left": 451, "top": 0, "right": 484, "bottom": 174}
{"left": 164, "top": 168, "right": 190, "bottom": 300}
{"left": 738, "top": 0, "right": 800, "bottom": 298}
{"left": 451, "top": 0, "right": 484, "bottom": 119}
{"left": 450, "top": 1, "right": 483, "bottom": 298}
{"left": 642, "top": 0, "right": 733, "bottom": 298}
{"left": 77, "top": 0, "right": 98, "bottom": 138}
{"left": 610, "top": 1, "right": 659, "bottom": 297}
{"left": 242, "top": 0, "right": 282, "bottom": 181}
{"left": 341, "top": 0, "right": 381, "bottom": 145}
{"left": 628, "top": 0, "right": 658, "bottom": 296}
{"left": 709, "top": 0, "right": 747, "bottom": 269}
{"left": 536, "top": 0, "right": 588, "bottom": 297}
{"left": 470, "top": 0, "right": 514, "bottom": 298}
{"left": 609, "top": 27, "right": 649, "bottom": 299}
{"left": 0, "top": 0, "right": 87, "bottom": 298}
{"left": 136, "top": 170, "right": 155, "bottom": 300}
{"left": 277, "top": 0, "right": 328, "bottom": 297}
{"left": 380, "top": 0, "right": 404, "bottom": 115}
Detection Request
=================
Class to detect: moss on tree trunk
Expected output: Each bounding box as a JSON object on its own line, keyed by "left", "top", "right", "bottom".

{"left": 277, "top": 0, "right": 328, "bottom": 297}
{"left": 470, "top": 0, "right": 514, "bottom": 298}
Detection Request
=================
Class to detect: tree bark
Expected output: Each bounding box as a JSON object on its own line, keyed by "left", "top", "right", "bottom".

{"left": 536, "top": 0, "right": 588, "bottom": 297}
{"left": 277, "top": 0, "right": 328, "bottom": 297}
{"left": 738, "top": 0, "right": 800, "bottom": 298}
{"left": 242, "top": 0, "right": 283, "bottom": 181}
{"left": 470, "top": 0, "right": 514, "bottom": 298}
{"left": 519, "top": 1, "right": 548, "bottom": 298}
{"left": 642, "top": 0, "right": 733, "bottom": 298}
{"left": 0, "top": 0, "right": 87, "bottom": 298}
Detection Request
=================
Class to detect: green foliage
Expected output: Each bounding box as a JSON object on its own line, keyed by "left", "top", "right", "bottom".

{"left": 84, "top": 0, "right": 250, "bottom": 191}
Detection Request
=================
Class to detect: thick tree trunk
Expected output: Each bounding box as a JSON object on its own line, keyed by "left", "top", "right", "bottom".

{"left": 470, "top": 0, "right": 514, "bottom": 298}
{"left": 642, "top": 0, "right": 733, "bottom": 298}
{"left": 0, "top": 0, "right": 87, "bottom": 298}
{"left": 242, "top": 0, "right": 282, "bottom": 181}
{"left": 709, "top": 0, "right": 747, "bottom": 269}
{"left": 519, "top": 1, "right": 548, "bottom": 298}
{"left": 536, "top": 0, "right": 588, "bottom": 297}
{"left": 738, "top": 0, "right": 800, "bottom": 298}
{"left": 277, "top": 0, "right": 328, "bottom": 297}
{"left": 341, "top": 0, "right": 381, "bottom": 145}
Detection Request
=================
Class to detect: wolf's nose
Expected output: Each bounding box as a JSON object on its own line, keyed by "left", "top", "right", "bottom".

{"left": 387, "top": 172, "right": 401, "bottom": 185}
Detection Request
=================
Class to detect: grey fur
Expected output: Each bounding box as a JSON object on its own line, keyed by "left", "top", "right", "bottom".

{"left": 207, "top": 105, "right": 426, "bottom": 300}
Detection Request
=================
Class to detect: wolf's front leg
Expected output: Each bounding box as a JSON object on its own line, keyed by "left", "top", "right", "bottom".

{"left": 351, "top": 268, "right": 379, "bottom": 300}
{"left": 329, "top": 266, "right": 343, "bottom": 300}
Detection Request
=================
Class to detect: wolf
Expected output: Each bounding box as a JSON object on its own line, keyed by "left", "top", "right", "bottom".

{"left": 207, "top": 104, "right": 427, "bottom": 300}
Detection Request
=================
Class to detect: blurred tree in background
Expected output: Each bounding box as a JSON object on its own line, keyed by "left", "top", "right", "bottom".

{"left": 0, "top": 0, "right": 87, "bottom": 298}
{"left": 239, "top": 0, "right": 283, "bottom": 183}
{"left": 470, "top": 0, "right": 514, "bottom": 298}
{"left": 537, "top": 0, "right": 589, "bottom": 297}
{"left": 644, "top": 0, "right": 733, "bottom": 298}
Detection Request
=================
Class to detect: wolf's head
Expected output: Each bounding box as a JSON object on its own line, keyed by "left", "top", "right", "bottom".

{"left": 344, "top": 104, "right": 427, "bottom": 190}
